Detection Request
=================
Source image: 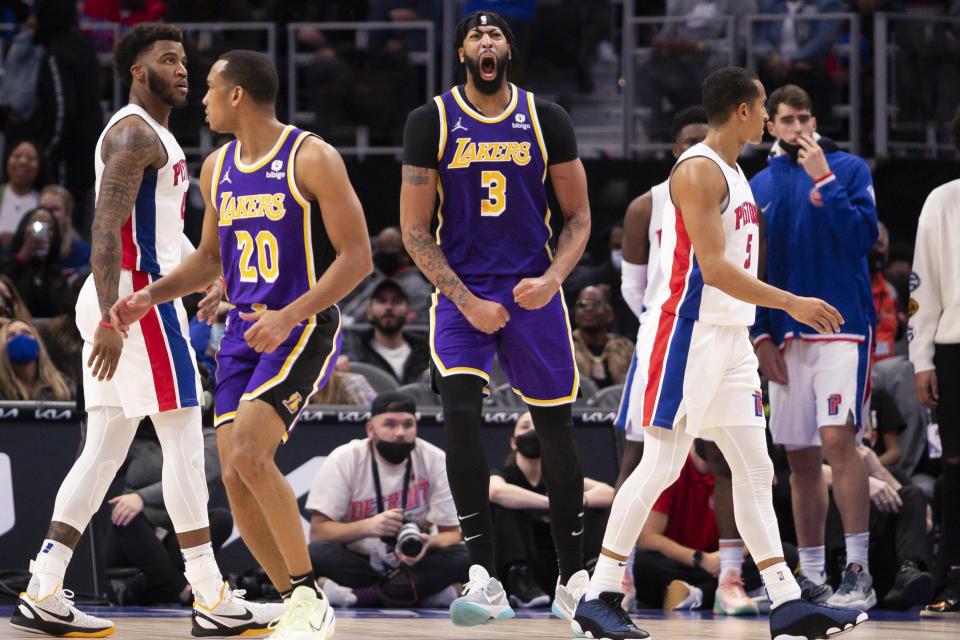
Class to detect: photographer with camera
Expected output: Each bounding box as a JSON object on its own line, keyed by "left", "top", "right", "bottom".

{"left": 1, "top": 205, "right": 70, "bottom": 317}
{"left": 306, "top": 391, "right": 469, "bottom": 607}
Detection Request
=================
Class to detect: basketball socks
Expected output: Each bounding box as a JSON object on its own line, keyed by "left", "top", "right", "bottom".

{"left": 182, "top": 543, "right": 225, "bottom": 606}
{"left": 288, "top": 571, "right": 320, "bottom": 598}
{"left": 528, "top": 404, "right": 584, "bottom": 583}
{"left": 32, "top": 539, "right": 72, "bottom": 597}
{"left": 760, "top": 562, "right": 802, "bottom": 608}
{"left": 719, "top": 539, "right": 744, "bottom": 578}
{"left": 586, "top": 554, "right": 626, "bottom": 600}
{"left": 799, "top": 545, "right": 826, "bottom": 584}
{"left": 437, "top": 374, "right": 497, "bottom": 575}
{"left": 844, "top": 532, "right": 870, "bottom": 573}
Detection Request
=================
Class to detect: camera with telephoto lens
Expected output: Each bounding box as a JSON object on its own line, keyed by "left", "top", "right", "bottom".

{"left": 381, "top": 515, "right": 424, "bottom": 557}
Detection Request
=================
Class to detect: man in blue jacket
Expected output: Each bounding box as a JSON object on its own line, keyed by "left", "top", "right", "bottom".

{"left": 750, "top": 84, "right": 878, "bottom": 610}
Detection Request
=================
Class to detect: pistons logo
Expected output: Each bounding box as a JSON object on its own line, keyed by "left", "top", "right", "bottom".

{"left": 809, "top": 187, "right": 823, "bottom": 207}
{"left": 753, "top": 391, "right": 764, "bottom": 417}
{"left": 827, "top": 393, "right": 842, "bottom": 416}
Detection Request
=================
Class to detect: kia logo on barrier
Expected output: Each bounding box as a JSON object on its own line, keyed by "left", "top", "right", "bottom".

{"left": 34, "top": 408, "right": 72, "bottom": 420}
{"left": 0, "top": 453, "right": 14, "bottom": 537}
{"left": 580, "top": 411, "right": 616, "bottom": 423}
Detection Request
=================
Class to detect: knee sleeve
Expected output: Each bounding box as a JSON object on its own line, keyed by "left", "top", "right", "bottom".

{"left": 151, "top": 407, "right": 210, "bottom": 533}
{"left": 52, "top": 406, "right": 140, "bottom": 532}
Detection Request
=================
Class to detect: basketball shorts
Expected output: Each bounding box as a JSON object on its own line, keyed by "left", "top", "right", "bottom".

{"left": 77, "top": 271, "right": 202, "bottom": 418}
{"left": 213, "top": 305, "right": 341, "bottom": 432}
{"left": 768, "top": 336, "right": 871, "bottom": 449}
{"left": 620, "top": 309, "right": 766, "bottom": 438}
{"left": 429, "top": 275, "right": 579, "bottom": 406}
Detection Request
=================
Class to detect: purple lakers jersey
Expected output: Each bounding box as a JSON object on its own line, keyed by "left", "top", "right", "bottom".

{"left": 436, "top": 84, "right": 552, "bottom": 278}
{"left": 211, "top": 125, "right": 336, "bottom": 309}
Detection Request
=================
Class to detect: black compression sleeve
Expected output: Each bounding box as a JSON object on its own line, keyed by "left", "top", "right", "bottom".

{"left": 401, "top": 101, "right": 441, "bottom": 169}
{"left": 534, "top": 97, "right": 579, "bottom": 165}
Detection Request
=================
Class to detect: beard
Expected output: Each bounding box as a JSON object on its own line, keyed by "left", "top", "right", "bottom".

{"left": 147, "top": 68, "right": 186, "bottom": 109}
{"left": 463, "top": 49, "right": 509, "bottom": 95}
{"left": 371, "top": 314, "right": 404, "bottom": 336}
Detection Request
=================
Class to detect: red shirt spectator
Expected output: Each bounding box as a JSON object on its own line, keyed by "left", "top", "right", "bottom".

{"left": 652, "top": 455, "right": 718, "bottom": 552}
{"left": 872, "top": 271, "right": 899, "bottom": 362}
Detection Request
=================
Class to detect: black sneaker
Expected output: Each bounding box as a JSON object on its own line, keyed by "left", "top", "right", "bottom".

{"left": 572, "top": 592, "right": 650, "bottom": 639}
{"left": 506, "top": 563, "right": 550, "bottom": 609}
{"left": 882, "top": 560, "right": 934, "bottom": 610}
{"left": 921, "top": 568, "right": 960, "bottom": 618}
{"left": 769, "top": 598, "right": 867, "bottom": 640}
{"left": 797, "top": 572, "right": 833, "bottom": 604}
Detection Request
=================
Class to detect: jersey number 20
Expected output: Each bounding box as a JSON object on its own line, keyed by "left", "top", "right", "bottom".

{"left": 481, "top": 170, "right": 506, "bottom": 217}
{"left": 236, "top": 230, "right": 279, "bottom": 283}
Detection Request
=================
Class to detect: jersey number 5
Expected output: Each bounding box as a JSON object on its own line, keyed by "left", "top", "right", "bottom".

{"left": 744, "top": 233, "right": 753, "bottom": 269}
{"left": 236, "top": 230, "right": 279, "bottom": 283}
{"left": 481, "top": 170, "right": 506, "bottom": 217}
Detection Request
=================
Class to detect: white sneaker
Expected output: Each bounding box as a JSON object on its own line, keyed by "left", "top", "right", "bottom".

{"left": 713, "top": 568, "right": 759, "bottom": 616}
{"left": 449, "top": 565, "right": 515, "bottom": 626}
{"left": 269, "top": 586, "right": 335, "bottom": 640}
{"left": 552, "top": 569, "right": 590, "bottom": 621}
{"left": 10, "top": 582, "right": 115, "bottom": 637}
{"left": 318, "top": 577, "right": 357, "bottom": 608}
{"left": 663, "top": 580, "right": 703, "bottom": 610}
{"left": 826, "top": 563, "right": 877, "bottom": 610}
{"left": 192, "top": 582, "right": 285, "bottom": 637}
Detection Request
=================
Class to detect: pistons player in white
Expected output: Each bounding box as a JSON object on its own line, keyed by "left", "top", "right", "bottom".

{"left": 572, "top": 67, "right": 868, "bottom": 640}
{"left": 10, "top": 24, "right": 281, "bottom": 638}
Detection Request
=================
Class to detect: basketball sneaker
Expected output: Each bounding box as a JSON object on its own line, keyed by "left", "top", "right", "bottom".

{"left": 713, "top": 568, "right": 759, "bottom": 615}
{"left": 571, "top": 592, "right": 650, "bottom": 639}
{"left": 825, "top": 564, "right": 876, "bottom": 610}
{"left": 505, "top": 563, "right": 550, "bottom": 609}
{"left": 552, "top": 569, "right": 590, "bottom": 620}
{"left": 797, "top": 572, "right": 834, "bottom": 604}
{"left": 10, "top": 581, "right": 115, "bottom": 637}
{"left": 191, "top": 582, "right": 285, "bottom": 637}
{"left": 268, "top": 586, "right": 335, "bottom": 640}
{"left": 449, "top": 565, "right": 514, "bottom": 626}
{"left": 663, "top": 579, "right": 703, "bottom": 610}
{"left": 920, "top": 568, "right": 960, "bottom": 618}
{"left": 769, "top": 598, "right": 867, "bottom": 640}
{"left": 881, "top": 560, "right": 933, "bottom": 610}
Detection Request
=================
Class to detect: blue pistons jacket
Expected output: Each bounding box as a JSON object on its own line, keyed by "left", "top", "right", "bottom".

{"left": 749, "top": 137, "right": 878, "bottom": 348}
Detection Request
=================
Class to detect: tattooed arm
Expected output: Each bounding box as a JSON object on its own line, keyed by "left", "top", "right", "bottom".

{"left": 512, "top": 158, "right": 591, "bottom": 310}
{"left": 88, "top": 116, "right": 165, "bottom": 381}
{"left": 400, "top": 164, "right": 508, "bottom": 334}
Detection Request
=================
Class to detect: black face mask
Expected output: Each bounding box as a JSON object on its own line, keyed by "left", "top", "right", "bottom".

{"left": 779, "top": 140, "right": 802, "bottom": 163}
{"left": 374, "top": 252, "right": 401, "bottom": 276}
{"left": 868, "top": 249, "right": 886, "bottom": 274}
{"left": 375, "top": 438, "right": 415, "bottom": 464}
{"left": 514, "top": 430, "right": 541, "bottom": 459}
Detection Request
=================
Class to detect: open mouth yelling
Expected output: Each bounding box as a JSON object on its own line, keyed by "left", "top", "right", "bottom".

{"left": 479, "top": 52, "right": 497, "bottom": 81}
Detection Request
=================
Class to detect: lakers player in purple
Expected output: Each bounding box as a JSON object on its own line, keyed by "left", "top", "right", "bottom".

{"left": 113, "top": 50, "right": 371, "bottom": 640}
{"left": 401, "top": 11, "right": 592, "bottom": 627}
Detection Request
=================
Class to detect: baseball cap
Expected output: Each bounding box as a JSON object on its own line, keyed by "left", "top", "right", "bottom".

{"left": 371, "top": 278, "right": 409, "bottom": 302}
{"left": 371, "top": 390, "right": 417, "bottom": 417}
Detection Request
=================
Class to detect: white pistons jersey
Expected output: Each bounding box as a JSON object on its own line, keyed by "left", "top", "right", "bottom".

{"left": 94, "top": 104, "right": 190, "bottom": 275}
{"left": 643, "top": 179, "right": 668, "bottom": 314}
{"left": 651, "top": 142, "right": 760, "bottom": 327}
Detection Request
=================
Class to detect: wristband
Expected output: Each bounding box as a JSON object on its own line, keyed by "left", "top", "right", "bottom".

{"left": 99, "top": 320, "right": 114, "bottom": 329}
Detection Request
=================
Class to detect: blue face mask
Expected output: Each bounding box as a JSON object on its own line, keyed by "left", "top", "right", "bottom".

{"left": 209, "top": 323, "right": 226, "bottom": 350}
{"left": 7, "top": 333, "right": 39, "bottom": 364}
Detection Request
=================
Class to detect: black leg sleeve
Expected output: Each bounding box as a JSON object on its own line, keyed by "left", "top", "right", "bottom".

{"left": 436, "top": 373, "right": 496, "bottom": 575}
{"left": 527, "top": 403, "right": 584, "bottom": 583}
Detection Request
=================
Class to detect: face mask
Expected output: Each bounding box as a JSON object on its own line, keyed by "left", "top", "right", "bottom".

{"left": 7, "top": 333, "right": 39, "bottom": 364}
{"left": 375, "top": 438, "right": 415, "bottom": 464}
{"left": 514, "top": 430, "right": 541, "bottom": 459}
{"left": 209, "top": 323, "right": 226, "bottom": 349}
{"left": 611, "top": 249, "right": 623, "bottom": 271}
{"left": 373, "top": 252, "right": 401, "bottom": 276}
{"left": 867, "top": 249, "right": 886, "bottom": 274}
{"left": 779, "top": 140, "right": 802, "bottom": 163}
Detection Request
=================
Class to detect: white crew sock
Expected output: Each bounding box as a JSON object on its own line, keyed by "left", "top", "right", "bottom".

{"left": 719, "top": 539, "right": 744, "bottom": 578}
{"left": 182, "top": 543, "right": 225, "bottom": 607}
{"left": 586, "top": 554, "right": 627, "bottom": 601}
{"left": 760, "top": 562, "right": 802, "bottom": 609}
{"left": 844, "top": 532, "right": 870, "bottom": 574}
{"left": 798, "top": 545, "right": 826, "bottom": 584}
{"left": 33, "top": 539, "right": 73, "bottom": 597}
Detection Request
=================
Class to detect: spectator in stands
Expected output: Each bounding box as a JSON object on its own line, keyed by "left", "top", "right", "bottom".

{"left": 871, "top": 221, "right": 905, "bottom": 362}
{"left": 572, "top": 285, "right": 634, "bottom": 389}
{"left": 38, "top": 185, "right": 89, "bottom": 280}
{"left": 754, "top": 0, "right": 842, "bottom": 129}
{"left": 2, "top": 206, "right": 71, "bottom": 317}
{"left": 0, "top": 17, "right": 45, "bottom": 150}
{"left": 310, "top": 370, "right": 378, "bottom": 406}
{"left": 565, "top": 221, "right": 637, "bottom": 337}
{"left": 0, "top": 139, "right": 43, "bottom": 243}
{"left": 867, "top": 388, "right": 904, "bottom": 469}
{"left": 0, "top": 274, "right": 33, "bottom": 324}
{"left": 751, "top": 83, "right": 878, "bottom": 609}
{"left": 103, "top": 368, "right": 233, "bottom": 606}
{"left": 908, "top": 107, "right": 960, "bottom": 616}
{"left": 637, "top": 0, "right": 753, "bottom": 139}
{"left": 36, "top": 271, "right": 85, "bottom": 389}
{"left": 348, "top": 279, "right": 430, "bottom": 385}
{"left": 306, "top": 391, "right": 469, "bottom": 607}
{"left": 368, "top": 0, "right": 442, "bottom": 53}
{"left": 489, "top": 411, "right": 613, "bottom": 609}
{"left": 0, "top": 318, "right": 73, "bottom": 400}
{"left": 343, "top": 226, "right": 433, "bottom": 323}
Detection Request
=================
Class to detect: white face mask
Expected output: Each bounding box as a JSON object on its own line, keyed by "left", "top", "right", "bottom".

{"left": 611, "top": 248, "right": 623, "bottom": 270}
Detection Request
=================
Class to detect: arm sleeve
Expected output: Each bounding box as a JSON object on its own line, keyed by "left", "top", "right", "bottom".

{"left": 621, "top": 260, "right": 648, "bottom": 318}
{"left": 534, "top": 97, "right": 579, "bottom": 165}
{"left": 817, "top": 156, "right": 879, "bottom": 256}
{"left": 401, "top": 101, "right": 441, "bottom": 169}
{"left": 908, "top": 191, "right": 943, "bottom": 373}
{"left": 304, "top": 448, "right": 353, "bottom": 521}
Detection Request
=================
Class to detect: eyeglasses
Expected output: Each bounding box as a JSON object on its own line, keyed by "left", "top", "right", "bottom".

{"left": 576, "top": 299, "right": 608, "bottom": 310}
